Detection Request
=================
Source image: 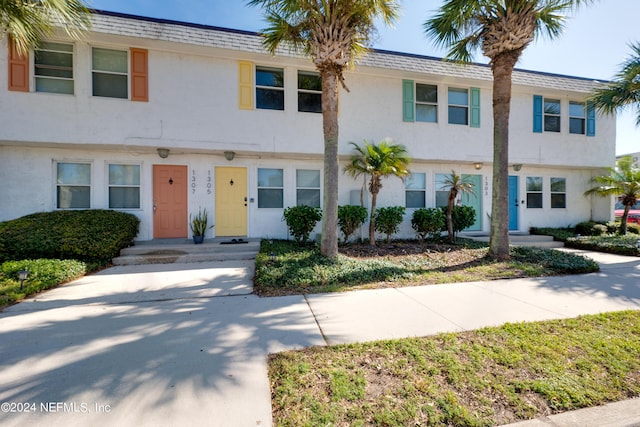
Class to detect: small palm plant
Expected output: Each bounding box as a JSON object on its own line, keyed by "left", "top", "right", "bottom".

{"left": 190, "top": 207, "right": 213, "bottom": 242}
{"left": 440, "top": 171, "right": 476, "bottom": 243}
{"left": 344, "top": 139, "right": 410, "bottom": 246}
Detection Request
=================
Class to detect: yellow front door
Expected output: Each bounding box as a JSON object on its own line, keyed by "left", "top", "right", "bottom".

{"left": 215, "top": 167, "right": 247, "bottom": 236}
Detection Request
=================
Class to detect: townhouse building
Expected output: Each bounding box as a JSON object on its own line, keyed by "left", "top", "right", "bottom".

{"left": 0, "top": 10, "right": 615, "bottom": 241}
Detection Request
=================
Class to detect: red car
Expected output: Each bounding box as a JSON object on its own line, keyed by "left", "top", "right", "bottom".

{"left": 614, "top": 209, "right": 640, "bottom": 223}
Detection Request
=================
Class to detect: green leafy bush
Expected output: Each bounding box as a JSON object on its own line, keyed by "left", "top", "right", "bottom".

{"left": 338, "top": 205, "right": 368, "bottom": 243}
{"left": 575, "top": 221, "right": 609, "bottom": 236}
{"left": 411, "top": 208, "right": 445, "bottom": 242}
{"left": 374, "top": 206, "right": 405, "bottom": 243}
{"left": 565, "top": 235, "right": 640, "bottom": 256}
{"left": 510, "top": 246, "right": 599, "bottom": 274}
{"left": 1, "top": 259, "right": 87, "bottom": 306}
{"left": 0, "top": 210, "right": 139, "bottom": 263}
{"left": 283, "top": 205, "right": 322, "bottom": 245}
{"left": 441, "top": 205, "right": 476, "bottom": 237}
{"left": 530, "top": 227, "right": 575, "bottom": 241}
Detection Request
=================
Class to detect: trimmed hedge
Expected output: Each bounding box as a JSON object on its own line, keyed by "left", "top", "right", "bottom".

{"left": 0, "top": 210, "right": 139, "bottom": 263}
{"left": 565, "top": 235, "right": 640, "bottom": 256}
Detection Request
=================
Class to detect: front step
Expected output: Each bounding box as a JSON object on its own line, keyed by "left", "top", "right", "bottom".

{"left": 112, "top": 239, "right": 261, "bottom": 265}
{"left": 466, "top": 234, "right": 564, "bottom": 249}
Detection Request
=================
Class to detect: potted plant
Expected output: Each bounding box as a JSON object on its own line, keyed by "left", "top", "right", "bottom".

{"left": 190, "top": 207, "right": 213, "bottom": 244}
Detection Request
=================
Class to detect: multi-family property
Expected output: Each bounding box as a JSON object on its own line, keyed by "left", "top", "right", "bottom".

{"left": 0, "top": 10, "right": 615, "bottom": 241}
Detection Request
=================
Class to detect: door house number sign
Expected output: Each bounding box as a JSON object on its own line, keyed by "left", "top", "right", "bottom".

{"left": 191, "top": 169, "right": 213, "bottom": 195}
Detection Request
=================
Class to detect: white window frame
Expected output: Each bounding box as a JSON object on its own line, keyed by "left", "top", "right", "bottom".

{"left": 569, "top": 101, "right": 586, "bottom": 135}
{"left": 34, "top": 41, "right": 74, "bottom": 94}
{"left": 256, "top": 66, "right": 284, "bottom": 110}
{"left": 406, "top": 172, "right": 426, "bottom": 208}
{"left": 415, "top": 83, "right": 438, "bottom": 123}
{"left": 448, "top": 87, "right": 469, "bottom": 125}
{"left": 550, "top": 177, "right": 566, "bottom": 209}
{"left": 544, "top": 98, "right": 561, "bottom": 132}
{"left": 108, "top": 163, "right": 141, "bottom": 210}
{"left": 56, "top": 161, "right": 92, "bottom": 209}
{"left": 257, "top": 168, "right": 284, "bottom": 208}
{"left": 526, "top": 176, "right": 543, "bottom": 209}
{"left": 92, "top": 46, "right": 129, "bottom": 99}
{"left": 296, "top": 169, "right": 321, "bottom": 207}
{"left": 297, "top": 70, "right": 322, "bottom": 113}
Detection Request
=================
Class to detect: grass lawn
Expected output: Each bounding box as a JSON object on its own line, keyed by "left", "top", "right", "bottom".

{"left": 269, "top": 310, "right": 640, "bottom": 426}
{"left": 254, "top": 239, "right": 599, "bottom": 296}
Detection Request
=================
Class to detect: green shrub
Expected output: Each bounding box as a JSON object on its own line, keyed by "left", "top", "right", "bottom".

{"left": 565, "top": 235, "right": 640, "bottom": 256}
{"left": 411, "top": 208, "right": 445, "bottom": 243}
{"left": 0, "top": 210, "right": 139, "bottom": 263}
{"left": 374, "top": 206, "right": 405, "bottom": 243}
{"left": 575, "top": 221, "right": 609, "bottom": 236}
{"left": 338, "top": 205, "right": 368, "bottom": 243}
{"left": 441, "top": 205, "right": 476, "bottom": 237}
{"left": 1, "top": 259, "right": 87, "bottom": 306}
{"left": 530, "top": 227, "right": 575, "bottom": 241}
{"left": 283, "top": 205, "right": 322, "bottom": 245}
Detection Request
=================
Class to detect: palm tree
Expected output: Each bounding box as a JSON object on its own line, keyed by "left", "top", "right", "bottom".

{"left": 590, "top": 42, "right": 640, "bottom": 126}
{"left": 1, "top": 0, "right": 90, "bottom": 56}
{"left": 585, "top": 156, "right": 640, "bottom": 235}
{"left": 248, "top": 0, "right": 399, "bottom": 258}
{"left": 424, "top": 0, "right": 591, "bottom": 260}
{"left": 440, "top": 171, "right": 476, "bottom": 243}
{"left": 344, "top": 139, "right": 410, "bottom": 246}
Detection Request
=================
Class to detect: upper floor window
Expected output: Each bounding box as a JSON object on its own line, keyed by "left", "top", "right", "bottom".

{"left": 57, "top": 162, "right": 91, "bottom": 209}
{"left": 298, "top": 71, "right": 321, "bottom": 113}
{"left": 296, "top": 169, "right": 320, "bottom": 207}
{"left": 258, "top": 168, "right": 283, "bottom": 208}
{"left": 35, "top": 42, "right": 74, "bottom": 94}
{"left": 448, "top": 87, "right": 468, "bottom": 125}
{"left": 569, "top": 102, "right": 586, "bottom": 135}
{"left": 256, "top": 66, "right": 284, "bottom": 110}
{"left": 416, "top": 84, "right": 437, "bottom": 123}
{"left": 406, "top": 173, "right": 426, "bottom": 208}
{"left": 550, "top": 177, "right": 566, "bottom": 208}
{"left": 109, "top": 164, "right": 140, "bottom": 209}
{"left": 92, "top": 47, "right": 128, "bottom": 99}
{"left": 526, "top": 176, "right": 543, "bottom": 208}
{"left": 544, "top": 98, "right": 561, "bottom": 132}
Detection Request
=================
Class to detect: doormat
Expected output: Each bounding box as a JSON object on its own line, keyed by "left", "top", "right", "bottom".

{"left": 220, "top": 239, "right": 249, "bottom": 245}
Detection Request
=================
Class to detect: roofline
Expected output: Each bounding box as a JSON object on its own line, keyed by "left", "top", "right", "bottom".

{"left": 91, "top": 9, "right": 607, "bottom": 84}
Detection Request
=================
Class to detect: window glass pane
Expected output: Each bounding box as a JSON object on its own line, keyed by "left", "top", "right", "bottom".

{"left": 109, "top": 187, "right": 140, "bottom": 209}
{"left": 57, "top": 163, "right": 90, "bottom": 185}
{"left": 527, "top": 193, "right": 543, "bottom": 209}
{"left": 416, "top": 84, "right": 437, "bottom": 103}
{"left": 544, "top": 99, "right": 560, "bottom": 115}
{"left": 296, "top": 169, "right": 320, "bottom": 188}
{"left": 448, "top": 88, "right": 468, "bottom": 105}
{"left": 40, "top": 42, "right": 73, "bottom": 52}
{"left": 92, "top": 48, "right": 127, "bottom": 73}
{"left": 297, "top": 189, "right": 320, "bottom": 208}
{"left": 256, "top": 88, "right": 284, "bottom": 110}
{"left": 551, "top": 193, "right": 566, "bottom": 209}
{"left": 35, "top": 66, "right": 73, "bottom": 79}
{"left": 406, "top": 191, "right": 425, "bottom": 208}
{"left": 544, "top": 116, "right": 560, "bottom": 132}
{"left": 256, "top": 67, "right": 283, "bottom": 87}
{"left": 550, "top": 178, "right": 566, "bottom": 192}
{"left": 93, "top": 73, "right": 128, "bottom": 98}
{"left": 35, "top": 50, "right": 72, "bottom": 68}
{"left": 448, "top": 106, "right": 468, "bottom": 125}
{"left": 57, "top": 186, "right": 90, "bottom": 209}
{"left": 35, "top": 78, "right": 74, "bottom": 94}
{"left": 416, "top": 104, "right": 437, "bottom": 122}
{"left": 298, "top": 71, "right": 321, "bottom": 90}
{"left": 435, "top": 191, "right": 448, "bottom": 208}
{"left": 258, "top": 189, "right": 283, "bottom": 208}
{"left": 526, "top": 177, "right": 542, "bottom": 191}
{"left": 258, "top": 168, "right": 283, "bottom": 187}
{"left": 298, "top": 92, "right": 321, "bottom": 112}
{"left": 406, "top": 173, "right": 425, "bottom": 190}
{"left": 569, "top": 118, "right": 585, "bottom": 134}
{"left": 109, "top": 164, "right": 140, "bottom": 185}
{"left": 569, "top": 102, "right": 584, "bottom": 117}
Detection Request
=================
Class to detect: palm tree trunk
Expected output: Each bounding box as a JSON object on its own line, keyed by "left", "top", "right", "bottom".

{"left": 621, "top": 204, "right": 631, "bottom": 234}
{"left": 489, "top": 54, "right": 518, "bottom": 260}
{"left": 369, "top": 190, "right": 378, "bottom": 246}
{"left": 447, "top": 191, "right": 456, "bottom": 243}
{"left": 320, "top": 70, "right": 340, "bottom": 258}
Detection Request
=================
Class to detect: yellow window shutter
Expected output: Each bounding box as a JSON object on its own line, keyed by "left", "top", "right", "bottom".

{"left": 238, "top": 60, "right": 254, "bottom": 110}
{"left": 130, "top": 48, "right": 148, "bottom": 102}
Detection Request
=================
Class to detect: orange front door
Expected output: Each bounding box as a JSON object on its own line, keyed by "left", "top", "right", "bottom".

{"left": 153, "top": 165, "right": 188, "bottom": 238}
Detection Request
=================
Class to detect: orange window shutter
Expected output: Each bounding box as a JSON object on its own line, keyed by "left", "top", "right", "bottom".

{"left": 8, "top": 37, "right": 29, "bottom": 92}
{"left": 130, "top": 48, "right": 148, "bottom": 102}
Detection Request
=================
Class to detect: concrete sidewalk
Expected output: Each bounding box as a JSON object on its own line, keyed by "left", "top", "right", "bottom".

{"left": 0, "top": 250, "right": 639, "bottom": 426}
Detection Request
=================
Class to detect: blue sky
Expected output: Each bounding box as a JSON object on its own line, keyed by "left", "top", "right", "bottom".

{"left": 89, "top": 0, "right": 639, "bottom": 156}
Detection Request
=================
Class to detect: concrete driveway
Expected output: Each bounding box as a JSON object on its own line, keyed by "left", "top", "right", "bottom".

{"left": 1, "top": 251, "right": 639, "bottom": 426}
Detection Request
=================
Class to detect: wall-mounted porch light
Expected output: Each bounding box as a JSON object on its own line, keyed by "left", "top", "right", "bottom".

{"left": 157, "top": 148, "right": 170, "bottom": 159}
{"left": 473, "top": 162, "right": 483, "bottom": 170}
{"left": 224, "top": 151, "right": 235, "bottom": 161}
{"left": 512, "top": 164, "right": 523, "bottom": 172}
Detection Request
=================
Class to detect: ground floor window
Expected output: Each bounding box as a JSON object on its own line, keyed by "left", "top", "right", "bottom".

{"left": 550, "top": 177, "right": 566, "bottom": 208}
{"left": 406, "top": 172, "right": 426, "bottom": 208}
{"left": 57, "top": 162, "right": 91, "bottom": 209}
{"left": 296, "top": 169, "right": 320, "bottom": 207}
{"left": 258, "top": 168, "right": 283, "bottom": 208}
{"left": 109, "top": 164, "right": 140, "bottom": 209}
{"left": 526, "top": 176, "right": 543, "bottom": 208}
{"left": 435, "top": 174, "right": 449, "bottom": 208}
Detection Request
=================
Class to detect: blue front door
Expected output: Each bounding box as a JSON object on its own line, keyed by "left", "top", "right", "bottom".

{"left": 508, "top": 176, "right": 519, "bottom": 230}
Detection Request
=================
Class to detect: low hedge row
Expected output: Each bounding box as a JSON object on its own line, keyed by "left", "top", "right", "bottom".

{"left": 0, "top": 210, "right": 139, "bottom": 263}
